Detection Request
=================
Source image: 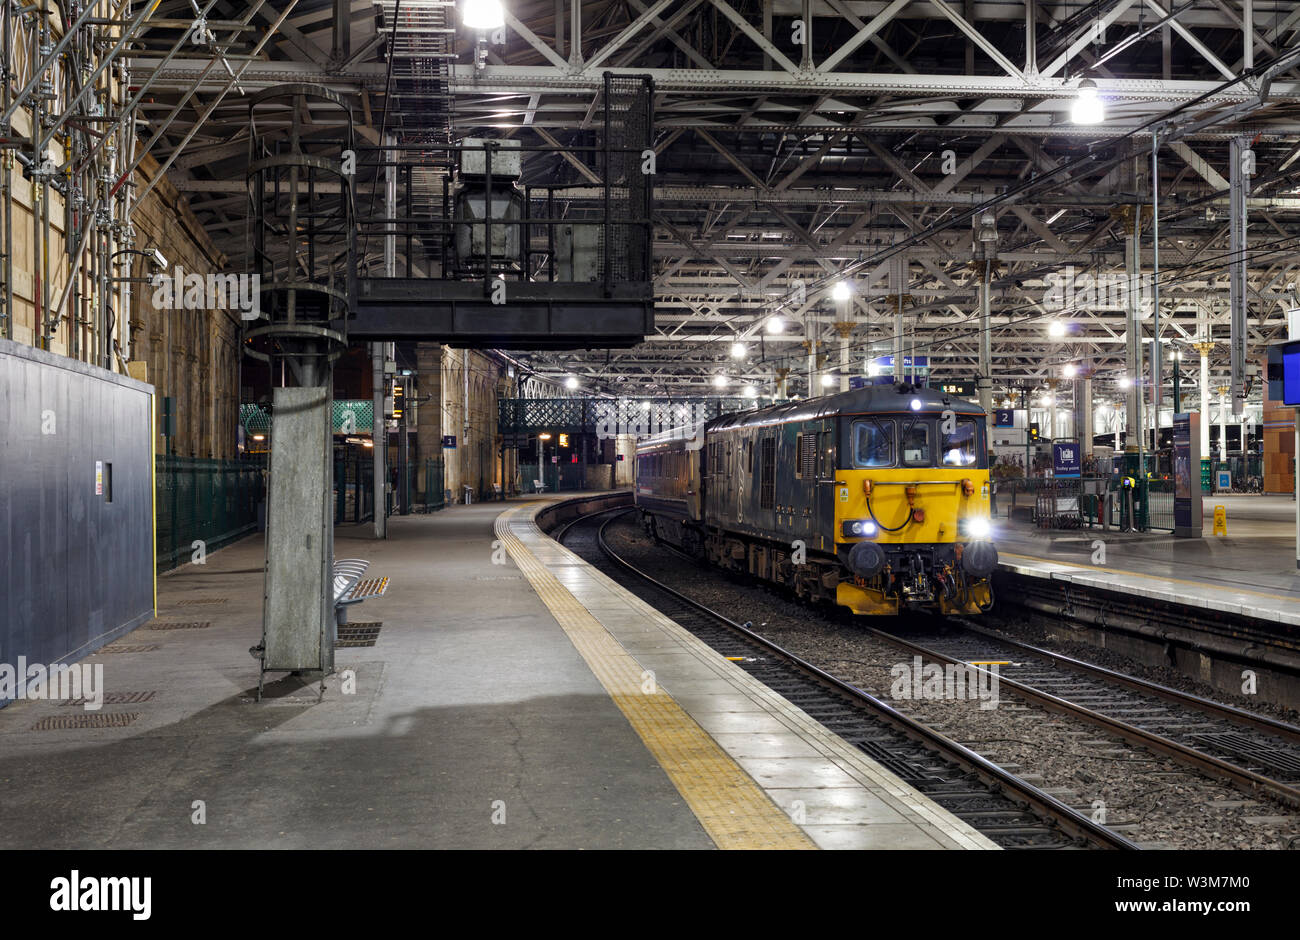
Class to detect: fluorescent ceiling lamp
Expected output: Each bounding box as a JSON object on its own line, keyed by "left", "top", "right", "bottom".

{"left": 1071, "top": 78, "right": 1104, "bottom": 125}
{"left": 462, "top": 0, "right": 505, "bottom": 30}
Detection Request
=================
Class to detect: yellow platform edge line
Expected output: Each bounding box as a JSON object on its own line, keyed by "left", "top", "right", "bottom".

{"left": 495, "top": 505, "right": 815, "bottom": 850}
{"left": 1001, "top": 551, "right": 1300, "bottom": 605}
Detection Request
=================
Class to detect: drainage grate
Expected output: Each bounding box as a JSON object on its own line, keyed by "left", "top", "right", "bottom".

{"left": 32, "top": 712, "right": 139, "bottom": 730}
{"left": 1189, "top": 732, "right": 1300, "bottom": 777}
{"left": 98, "top": 644, "right": 161, "bottom": 654}
{"left": 148, "top": 621, "right": 211, "bottom": 631}
{"left": 174, "top": 598, "right": 227, "bottom": 606}
{"left": 61, "top": 691, "right": 157, "bottom": 707}
{"left": 337, "top": 622, "right": 381, "bottom": 648}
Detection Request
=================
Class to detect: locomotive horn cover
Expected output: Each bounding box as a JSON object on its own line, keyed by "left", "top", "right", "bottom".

{"left": 962, "top": 541, "right": 998, "bottom": 578}
{"left": 848, "top": 541, "right": 887, "bottom": 578}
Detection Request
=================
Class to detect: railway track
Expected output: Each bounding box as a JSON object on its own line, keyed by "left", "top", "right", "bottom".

{"left": 871, "top": 621, "right": 1300, "bottom": 811}
{"left": 555, "top": 508, "right": 1137, "bottom": 850}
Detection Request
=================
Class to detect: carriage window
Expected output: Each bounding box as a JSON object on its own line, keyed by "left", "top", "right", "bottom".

{"left": 941, "top": 418, "right": 979, "bottom": 467}
{"left": 852, "top": 419, "right": 895, "bottom": 468}
{"left": 901, "top": 420, "right": 931, "bottom": 467}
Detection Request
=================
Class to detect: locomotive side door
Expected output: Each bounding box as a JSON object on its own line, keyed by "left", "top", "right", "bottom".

{"left": 813, "top": 418, "right": 837, "bottom": 553}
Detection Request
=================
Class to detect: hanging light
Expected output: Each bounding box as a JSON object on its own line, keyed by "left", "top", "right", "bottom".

{"left": 1049, "top": 320, "right": 1067, "bottom": 338}
{"left": 742, "top": 385, "right": 758, "bottom": 399}
{"left": 1071, "top": 78, "right": 1104, "bottom": 125}
{"left": 976, "top": 211, "right": 998, "bottom": 243}
{"left": 713, "top": 374, "right": 729, "bottom": 389}
{"left": 565, "top": 376, "right": 579, "bottom": 390}
{"left": 831, "top": 281, "right": 851, "bottom": 302}
{"left": 1063, "top": 364, "right": 1078, "bottom": 378}
{"left": 462, "top": 0, "right": 505, "bottom": 30}
{"left": 820, "top": 373, "right": 837, "bottom": 388}
{"left": 730, "top": 341, "right": 746, "bottom": 359}
{"left": 766, "top": 315, "right": 785, "bottom": 334}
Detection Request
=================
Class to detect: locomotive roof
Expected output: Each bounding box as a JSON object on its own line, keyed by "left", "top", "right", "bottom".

{"left": 706, "top": 383, "right": 984, "bottom": 433}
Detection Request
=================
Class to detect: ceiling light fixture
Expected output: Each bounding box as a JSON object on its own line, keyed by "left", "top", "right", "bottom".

{"left": 462, "top": 0, "right": 505, "bottom": 30}
{"left": 1071, "top": 78, "right": 1104, "bottom": 125}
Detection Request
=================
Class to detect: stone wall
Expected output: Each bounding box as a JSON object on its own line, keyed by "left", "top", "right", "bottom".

{"left": 3, "top": 130, "right": 240, "bottom": 459}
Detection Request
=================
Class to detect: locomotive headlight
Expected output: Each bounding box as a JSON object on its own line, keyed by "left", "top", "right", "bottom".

{"left": 842, "top": 519, "right": 877, "bottom": 538}
{"left": 963, "top": 517, "right": 991, "bottom": 539}
{"left": 909, "top": 398, "right": 922, "bottom": 411}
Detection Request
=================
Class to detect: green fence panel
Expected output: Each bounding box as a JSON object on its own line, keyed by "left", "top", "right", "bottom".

{"left": 156, "top": 456, "right": 265, "bottom": 573}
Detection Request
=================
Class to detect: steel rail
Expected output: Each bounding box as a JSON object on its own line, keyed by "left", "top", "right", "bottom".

{"left": 956, "top": 619, "right": 1300, "bottom": 745}
{"left": 869, "top": 627, "right": 1300, "bottom": 810}
{"left": 582, "top": 507, "right": 1138, "bottom": 850}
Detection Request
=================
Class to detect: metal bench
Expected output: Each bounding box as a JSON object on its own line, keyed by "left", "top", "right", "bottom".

{"left": 333, "top": 558, "right": 389, "bottom": 625}
{"left": 533, "top": 478, "right": 546, "bottom": 493}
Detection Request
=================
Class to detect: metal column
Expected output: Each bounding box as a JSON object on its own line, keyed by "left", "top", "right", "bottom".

{"left": 1229, "top": 137, "right": 1250, "bottom": 419}
{"left": 1125, "top": 215, "right": 1142, "bottom": 452}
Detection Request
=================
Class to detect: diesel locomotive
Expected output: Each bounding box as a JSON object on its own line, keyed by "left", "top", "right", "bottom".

{"left": 634, "top": 383, "right": 998, "bottom": 616}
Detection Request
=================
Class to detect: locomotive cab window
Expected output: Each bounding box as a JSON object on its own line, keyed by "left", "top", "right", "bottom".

{"left": 900, "top": 419, "right": 931, "bottom": 467}
{"left": 941, "top": 417, "right": 980, "bottom": 467}
{"left": 851, "top": 419, "right": 895, "bottom": 468}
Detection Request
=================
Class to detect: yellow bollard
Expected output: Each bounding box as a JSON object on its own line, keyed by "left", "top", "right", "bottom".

{"left": 1212, "top": 505, "right": 1227, "bottom": 536}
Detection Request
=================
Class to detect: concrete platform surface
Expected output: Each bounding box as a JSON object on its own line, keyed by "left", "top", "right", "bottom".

{"left": 0, "top": 495, "right": 996, "bottom": 850}
{"left": 994, "top": 493, "right": 1300, "bottom": 626}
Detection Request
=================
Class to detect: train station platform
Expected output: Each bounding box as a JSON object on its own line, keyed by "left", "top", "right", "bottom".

{"left": 0, "top": 496, "right": 994, "bottom": 851}
{"left": 994, "top": 494, "right": 1300, "bottom": 628}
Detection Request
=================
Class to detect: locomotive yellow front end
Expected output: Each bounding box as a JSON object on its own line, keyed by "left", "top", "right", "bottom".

{"left": 832, "top": 407, "right": 996, "bottom": 615}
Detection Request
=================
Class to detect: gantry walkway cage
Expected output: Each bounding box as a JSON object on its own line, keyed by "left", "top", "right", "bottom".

{"left": 349, "top": 74, "right": 656, "bottom": 348}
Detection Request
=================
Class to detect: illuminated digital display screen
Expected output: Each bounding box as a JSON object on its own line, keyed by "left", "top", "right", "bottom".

{"left": 1286, "top": 344, "right": 1300, "bottom": 406}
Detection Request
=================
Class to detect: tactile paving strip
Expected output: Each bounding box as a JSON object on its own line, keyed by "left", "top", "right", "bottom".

{"left": 148, "top": 621, "right": 212, "bottom": 630}
{"left": 97, "top": 645, "right": 161, "bottom": 654}
{"left": 174, "top": 598, "right": 228, "bottom": 606}
{"left": 495, "top": 506, "right": 814, "bottom": 850}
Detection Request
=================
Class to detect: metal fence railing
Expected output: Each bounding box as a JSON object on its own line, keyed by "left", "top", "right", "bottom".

{"left": 157, "top": 456, "right": 265, "bottom": 573}
{"left": 997, "top": 475, "right": 1177, "bottom": 533}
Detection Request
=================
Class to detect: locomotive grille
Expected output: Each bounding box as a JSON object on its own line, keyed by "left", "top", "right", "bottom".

{"left": 799, "top": 433, "right": 817, "bottom": 478}
{"left": 760, "top": 437, "right": 776, "bottom": 509}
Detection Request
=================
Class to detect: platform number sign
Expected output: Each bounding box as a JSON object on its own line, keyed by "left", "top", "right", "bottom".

{"left": 994, "top": 409, "right": 1015, "bottom": 428}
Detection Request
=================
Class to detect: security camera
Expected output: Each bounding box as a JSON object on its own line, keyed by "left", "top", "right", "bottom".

{"left": 150, "top": 247, "right": 168, "bottom": 271}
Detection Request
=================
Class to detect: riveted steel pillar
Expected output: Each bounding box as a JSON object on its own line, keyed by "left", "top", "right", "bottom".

{"left": 244, "top": 85, "right": 355, "bottom": 692}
